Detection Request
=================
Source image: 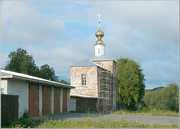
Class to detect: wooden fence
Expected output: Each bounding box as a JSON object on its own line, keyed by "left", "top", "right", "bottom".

{"left": 1, "top": 94, "right": 18, "bottom": 126}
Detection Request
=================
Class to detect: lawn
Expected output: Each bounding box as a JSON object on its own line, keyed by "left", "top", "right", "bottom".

{"left": 36, "top": 110, "right": 179, "bottom": 128}
{"left": 37, "top": 118, "right": 178, "bottom": 128}
{"left": 113, "top": 109, "right": 179, "bottom": 116}
{"left": 8, "top": 110, "right": 179, "bottom": 128}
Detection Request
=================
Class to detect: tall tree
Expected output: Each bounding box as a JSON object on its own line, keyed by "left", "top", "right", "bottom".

{"left": 116, "top": 58, "right": 145, "bottom": 110}
{"left": 5, "top": 48, "right": 39, "bottom": 76}
{"left": 39, "top": 64, "right": 58, "bottom": 81}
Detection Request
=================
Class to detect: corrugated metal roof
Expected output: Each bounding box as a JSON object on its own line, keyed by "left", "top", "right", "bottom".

{"left": 0, "top": 69, "right": 74, "bottom": 89}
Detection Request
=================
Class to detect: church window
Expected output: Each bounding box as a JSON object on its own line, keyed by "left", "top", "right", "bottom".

{"left": 81, "top": 74, "right": 86, "bottom": 85}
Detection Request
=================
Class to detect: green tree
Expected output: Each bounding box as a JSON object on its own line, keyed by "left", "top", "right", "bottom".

{"left": 5, "top": 48, "right": 39, "bottom": 76}
{"left": 144, "top": 84, "right": 179, "bottom": 112}
{"left": 5, "top": 48, "right": 60, "bottom": 81}
{"left": 39, "top": 64, "right": 58, "bottom": 81}
{"left": 59, "top": 80, "right": 70, "bottom": 84}
{"left": 116, "top": 58, "right": 145, "bottom": 110}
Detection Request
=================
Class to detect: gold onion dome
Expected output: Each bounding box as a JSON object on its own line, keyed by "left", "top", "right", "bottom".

{"left": 95, "top": 29, "right": 104, "bottom": 37}
{"left": 95, "top": 29, "right": 104, "bottom": 45}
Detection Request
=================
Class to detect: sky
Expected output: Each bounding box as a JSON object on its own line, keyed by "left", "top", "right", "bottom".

{"left": 0, "top": 0, "right": 179, "bottom": 89}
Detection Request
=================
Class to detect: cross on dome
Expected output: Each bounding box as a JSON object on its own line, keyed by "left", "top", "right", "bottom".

{"left": 97, "top": 14, "right": 102, "bottom": 29}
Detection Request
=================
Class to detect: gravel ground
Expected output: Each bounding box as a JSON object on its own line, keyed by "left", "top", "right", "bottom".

{"left": 46, "top": 113, "right": 179, "bottom": 125}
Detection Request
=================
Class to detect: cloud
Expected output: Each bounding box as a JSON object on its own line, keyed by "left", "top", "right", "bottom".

{"left": 0, "top": 53, "right": 7, "bottom": 69}
{"left": 84, "top": 0, "right": 179, "bottom": 86}
{"left": 0, "top": 0, "right": 65, "bottom": 46}
{"left": 0, "top": 0, "right": 178, "bottom": 88}
{"left": 51, "top": 20, "right": 65, "bottom": 29}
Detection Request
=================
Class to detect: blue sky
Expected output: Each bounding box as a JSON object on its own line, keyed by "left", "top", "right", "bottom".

{"left": 0, "top": 0, "right": 179, "bottom": 89}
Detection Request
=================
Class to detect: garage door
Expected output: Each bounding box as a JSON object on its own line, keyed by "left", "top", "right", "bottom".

{"left": 63, "top": 89, "right": 67, "bottom": 112}
{"left": 29, "top": 83, "right": 39, "bottom": 116}
{"left": 54, "top": 87, "right": 61, "bottom": 113}
{"left": 42, "top": 85, "right": 51, "bottom": 115}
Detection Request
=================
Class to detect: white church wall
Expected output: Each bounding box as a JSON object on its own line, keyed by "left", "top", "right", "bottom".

{"left": 95, "top": 44, "right": 104, "bottom": 57}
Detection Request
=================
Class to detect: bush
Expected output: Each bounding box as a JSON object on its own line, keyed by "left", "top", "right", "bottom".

{"left": 9, "top": 112, "right": 40, "bottom": 128}
{"left": 144, "top": 84, "right": 179, "bottom": 112}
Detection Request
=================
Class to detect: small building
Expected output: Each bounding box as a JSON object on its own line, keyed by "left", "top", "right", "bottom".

{"left": 0, "top": 69, "right": 73, "bottom": 118}
{"left": 70, "top": 25, "right": 117, "bottom": 113}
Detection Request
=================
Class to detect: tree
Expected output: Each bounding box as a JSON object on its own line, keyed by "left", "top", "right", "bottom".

{"left": 116, "top": 58, "right": 145, "bottom": 110}
{"left": 5, "top": 48, "right": 60, "bottom": 81}
{"left": 59, "top": 80, "right": 70, "bottom": 84}
{"left": 144, "top": 84, "right": 179, "bottom": 112}
{"left": 5, "top": 48, "right": 39, "bottom": 76}
{"left": 39, "top": 64, "right": 58, "bottom": 81}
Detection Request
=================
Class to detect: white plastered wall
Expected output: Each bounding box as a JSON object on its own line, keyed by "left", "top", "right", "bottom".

{"left": 95, "top": 44, "right": 104, "bottom": 57}
{"left": 0, "top": 79, "right": 8, "bottom": 94}
{"left": 51, "top": 87, "right": 54, "bottom": 114}
{"left": 7, "top": 79, "right": 28, "bottom": 118}
{"left": 39, "top": 85, "right": 42, "bottom": 116}
{"left": 60, "top": 88, "right": 63, "bottom": 112}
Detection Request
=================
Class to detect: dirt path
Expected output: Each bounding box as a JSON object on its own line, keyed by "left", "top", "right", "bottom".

{"left": 46, "top": 113, "right": 179, "bottom": 125}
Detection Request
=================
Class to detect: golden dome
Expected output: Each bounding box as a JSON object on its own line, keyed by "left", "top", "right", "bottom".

{"left": 95, "top": 30, "right": 104, "bottom": 37}
{"left": 95, "top": 29, "right": 104, "bottom": 45}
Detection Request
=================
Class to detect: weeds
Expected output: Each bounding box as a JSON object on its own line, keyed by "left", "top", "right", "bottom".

{"left": 38, "top": 119, "right": 178, "bottom": 128}
{"left": 8, "top": 113, "right": 41, "bottom": 128}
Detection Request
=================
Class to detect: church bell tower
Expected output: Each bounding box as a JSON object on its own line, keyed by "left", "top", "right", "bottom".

{"left": 94, "top": 14, "right": 105, "bottom": 57}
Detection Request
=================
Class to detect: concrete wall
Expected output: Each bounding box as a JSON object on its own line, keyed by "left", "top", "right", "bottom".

{"left": 7, "top": 79, "right": 29, "bottom": 118}
{"left": 0, "top": 79, "right": 8, "bottom": 94}
{"left": 70, "top": 66, "right": 98, "bottom": 97}
{"left": 39, "top": 85, "right": 43, "bottom": 116}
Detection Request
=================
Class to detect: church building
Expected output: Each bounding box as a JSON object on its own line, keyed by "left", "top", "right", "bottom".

{"left": 70, "top": 19, "right": 117, "bottom": 113}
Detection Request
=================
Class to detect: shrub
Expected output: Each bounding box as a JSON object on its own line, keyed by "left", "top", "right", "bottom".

{"left": 9, "top": 112, "right": 40, "bottom": 128}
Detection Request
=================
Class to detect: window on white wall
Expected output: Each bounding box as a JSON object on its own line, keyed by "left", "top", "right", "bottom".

{"left": 81, "top": 74, "right": 86, "bottom": 86}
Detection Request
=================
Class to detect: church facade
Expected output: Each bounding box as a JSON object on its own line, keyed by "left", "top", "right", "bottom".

{"left": 70, "top": 26, "right": 117, "bottom": 113}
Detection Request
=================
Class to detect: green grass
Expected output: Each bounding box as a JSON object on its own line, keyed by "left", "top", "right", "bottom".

{"left": 37, "top": 119, "right": 178, "bottom": 128}
{"left": 113, "top": 109, "right": 179, "bottom": 116}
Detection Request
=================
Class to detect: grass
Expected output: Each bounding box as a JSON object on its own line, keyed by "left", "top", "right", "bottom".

{"left": 7, "top": 110, "right": 179, "bottom": 128}
{"left": 37, "top": 118, "right": 178, "bottom": 128}
{"left": 113, "top": 109, "right": 179, "bottom": 116}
